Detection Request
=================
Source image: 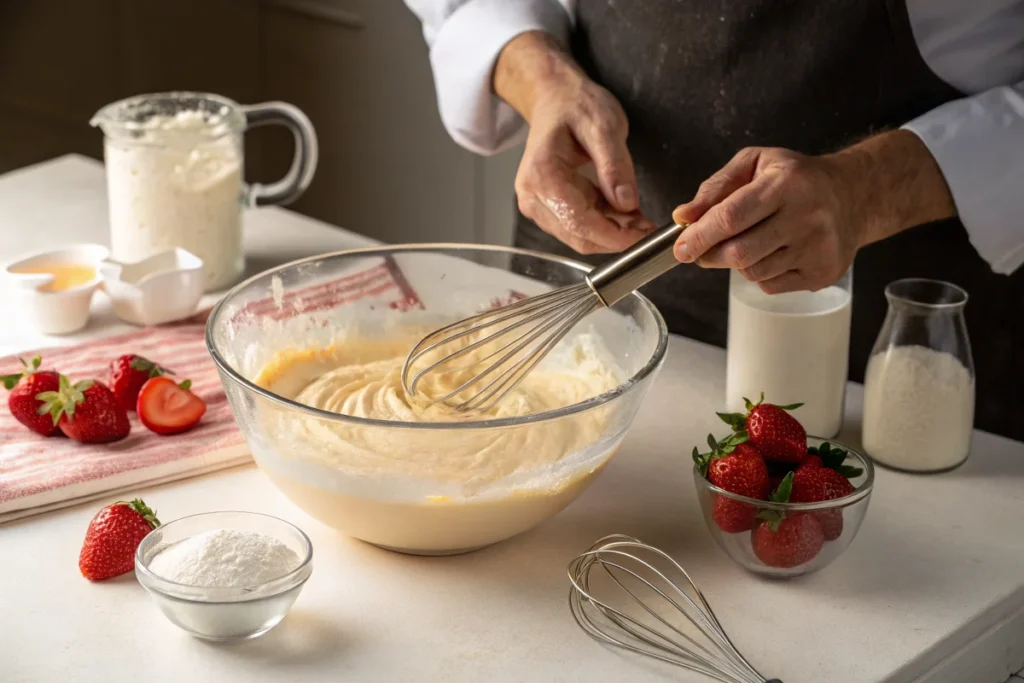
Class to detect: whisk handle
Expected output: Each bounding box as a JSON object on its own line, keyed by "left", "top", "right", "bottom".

{"left": 585, "top": 222, "right": 687, "bottom": 306}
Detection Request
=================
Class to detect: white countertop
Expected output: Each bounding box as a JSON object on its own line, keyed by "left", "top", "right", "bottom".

{"left": 3, "top": 155, "right": 1024, "bottom": 683}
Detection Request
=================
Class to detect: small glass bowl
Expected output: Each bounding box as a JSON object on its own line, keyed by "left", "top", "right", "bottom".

{"left": 693, "top": 436, "right": 875, "bottom": 578}
{"left": 135, "top": 511, "right": 313, "bottom": 641}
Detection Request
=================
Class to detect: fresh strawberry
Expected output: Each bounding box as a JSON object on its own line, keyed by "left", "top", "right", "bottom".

{"left": 789, "top": 442, "right": 861, "bottom": 540}
{"left": 109, "top": 354, "right": 173, "bottom": 413}
{"left": 2, "top": 355, "right": 61, "bottom": 436}
{"left": 36, "top": 375, "right": 131, "bottom": 443}
{"left": 718, "top": 393, "right": 808, "bottom": 464}
{"left": 801, "top": 454, "right": 823, "bottom": 469}
{"left": 752, "top": 513, "right": 825, "bottom": 568}
{"left": 137, "top": 377, "right": 206, "bottom": 435}
{"left": 694, "top": 432, "right": 770, "bottom": 533}
{"left": 79, "top": 498, "right": 160, "bottom": 581}
{"left": 711, "top": 495, "right": 760, "bottom": 535}
{"left": 750, "top": 472, "right": 825, "bottom": 568}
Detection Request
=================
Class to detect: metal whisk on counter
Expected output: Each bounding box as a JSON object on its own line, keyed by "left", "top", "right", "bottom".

{"left": 401, "top": 222, "right": 687, "bottom": 412}
{"left": 567, "top": 535, "right": 783, "bottom": 683}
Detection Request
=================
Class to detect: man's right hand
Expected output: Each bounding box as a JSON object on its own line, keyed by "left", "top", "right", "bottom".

{"left": 494, "top": 31, "right": 655, "bottom": 255}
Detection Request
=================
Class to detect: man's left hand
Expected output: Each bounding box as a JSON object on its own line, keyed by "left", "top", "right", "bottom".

{"left": 671, "top": 130, "right": 957, "bottom": 294}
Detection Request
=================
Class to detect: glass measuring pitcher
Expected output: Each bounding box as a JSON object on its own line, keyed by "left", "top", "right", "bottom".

{"left": 90, "top": 92, "right": 318, "bottom": 292}
{"left": 861, "top": 279, "right": 975, "bottom": 473}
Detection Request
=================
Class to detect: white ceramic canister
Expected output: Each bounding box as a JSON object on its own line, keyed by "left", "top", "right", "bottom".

{"left": 725, "top": 267, "right": 853, "bottom": 438}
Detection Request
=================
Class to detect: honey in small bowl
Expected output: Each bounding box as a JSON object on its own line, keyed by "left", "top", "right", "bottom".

{"left": 9, "top": 262, "right": 98, "bottom": 292}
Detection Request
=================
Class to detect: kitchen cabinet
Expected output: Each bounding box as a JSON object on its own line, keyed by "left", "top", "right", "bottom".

{"left": 0, "top": 0, "right": 521, "bottom": 247}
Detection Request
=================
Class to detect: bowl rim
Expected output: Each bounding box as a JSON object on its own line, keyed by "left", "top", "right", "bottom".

{"left": 134, "top": 510, "right": 314, "bottom": 602}
{"left": 692, "top": 435, "right": 876, "bottom": 510}
{"left": 205, "top": 242, "right": 670, "bottom": 430}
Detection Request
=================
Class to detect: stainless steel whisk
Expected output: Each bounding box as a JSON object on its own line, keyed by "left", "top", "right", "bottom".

{"left": 401, "top": 222, "right": 687, "bottom": 412}
{"left": 567, "top": 535, "right": 783, "bottom": 683}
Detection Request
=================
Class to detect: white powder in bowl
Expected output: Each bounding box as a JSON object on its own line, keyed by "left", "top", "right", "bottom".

{"left": 149, "top": 528, "right": 301, "bottom": 589}
{"left": 862, "top": 344, "right": 974, "bottom": 471}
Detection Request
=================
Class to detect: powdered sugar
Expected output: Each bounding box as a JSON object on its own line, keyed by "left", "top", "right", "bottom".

{"left": 148, "top": 528, "right": 300, "bottom": 588}
{"left": 862, "top": 345, "right": 974, "bottom": 472}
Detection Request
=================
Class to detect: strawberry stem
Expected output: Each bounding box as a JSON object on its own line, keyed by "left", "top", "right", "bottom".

{"left": 756, "top": 471, "right": 795, "bottom": 532}
{"left": 770, "top": 472, "right": 794, "bottom": 503}
{"left": 693, "top": 431, "right": 751, "bottom": 478}
{"left": 1, "top": 355, "right": 44, "bottom": 390}
{"left": 131, "top": 356, "right": 174, "bottom": 378}
{"left": 123, "top": 498, "right": 161, "bottom": 528}
{"left": 34, "top": 375, "right": 93, "bottom": 425}
{"left": 716, "top": 411, "right": 747, "bottom": 431}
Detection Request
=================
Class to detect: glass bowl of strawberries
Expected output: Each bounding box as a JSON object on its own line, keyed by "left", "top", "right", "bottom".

{"left": 692, "top": 395, "right": 875, "bottom": 578}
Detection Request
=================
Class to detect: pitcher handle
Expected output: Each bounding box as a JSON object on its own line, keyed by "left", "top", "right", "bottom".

{"left": 241, "top": 102, "right": 319, "bottom": 207}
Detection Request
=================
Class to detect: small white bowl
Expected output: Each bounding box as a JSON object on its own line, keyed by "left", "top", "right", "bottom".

{"left": 135, "top": 511, "right": 313, "bottom": 641}
{"left": 100, "top": 249, "right": 206, "bottom": 327}
{"left": 4, "top": 243, "right": 109, "bottom": 335}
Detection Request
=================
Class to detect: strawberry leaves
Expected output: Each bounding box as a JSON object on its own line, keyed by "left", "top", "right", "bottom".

{"left": 719, "top": 392, "right": 805, "bottom": 429}
{"left": 716, "top": 411, "right": 747, "bottom": 431}
{"left": 130, "top": 355, "right": 173, "bottom": 379}
{"left": 35, "top": 375, "right": 95, "bottom": 425}
{"left": 1, "top": 355, "right": 43, "bottom": 390}
{"left": 809, "top": 441, "right": 864, "bottom": 478}
{"left": 693, "top": 430, "right": 750, "bottom": 477}
{"left": 756, "top": 471, "right": 794, "bottom": 532}
{"left": 124, "top": 498, "right": 161, "bottom": 529}
{"left": 770, "top": 471, "right": 794, "bottom": 503}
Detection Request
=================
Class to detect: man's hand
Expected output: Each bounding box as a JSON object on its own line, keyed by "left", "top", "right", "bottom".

{"left": 671, "top": 130, "right": 958, "bottom": 294}
{"left": 495, "top": 32, "right": 656, "bottom": 255}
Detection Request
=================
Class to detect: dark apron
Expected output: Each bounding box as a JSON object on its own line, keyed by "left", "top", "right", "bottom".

{"left": 514, "top": 0, "right": 1024, "bottom": 441}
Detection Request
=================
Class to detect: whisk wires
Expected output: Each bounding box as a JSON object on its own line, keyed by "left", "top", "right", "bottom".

{"left": 568, "top": 535, "right": 775, "bottom": 683}
{"left": 402, "top": 282, "right": 600, "bottom": 413}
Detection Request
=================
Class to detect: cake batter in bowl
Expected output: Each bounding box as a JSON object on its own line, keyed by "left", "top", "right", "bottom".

{"left": 206, "top": 245, "right": 667, "bottom": 555}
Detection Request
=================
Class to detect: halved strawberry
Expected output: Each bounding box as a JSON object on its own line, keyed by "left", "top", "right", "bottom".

{"left": 137, "top": 377, "right": 206, "bottom": 435}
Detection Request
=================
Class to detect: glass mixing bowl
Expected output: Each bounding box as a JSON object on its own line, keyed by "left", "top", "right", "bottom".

{"left": 206, "top": 245, "right": 668, "bottom": 555}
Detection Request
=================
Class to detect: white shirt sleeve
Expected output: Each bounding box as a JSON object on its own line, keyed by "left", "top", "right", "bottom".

{"left": 903, "top": 0, "right": 1024, "bottom": 275}
{"left": 403, "top": 0, "right": 574, "bottom": 156}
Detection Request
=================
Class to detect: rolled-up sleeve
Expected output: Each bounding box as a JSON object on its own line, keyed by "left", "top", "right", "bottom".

{"left": 404, "top": 0, "right": 573, "bottom": 156}
{"left": 902, "top": 82, "right": 1024, "bottom": 275}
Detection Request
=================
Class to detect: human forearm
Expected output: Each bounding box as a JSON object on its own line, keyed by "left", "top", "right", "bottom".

{"left": 493, "top": 30, "right": 583, "bottom": 123}
{"left": 827, "top": 130, "right": 957, "bottom": 248}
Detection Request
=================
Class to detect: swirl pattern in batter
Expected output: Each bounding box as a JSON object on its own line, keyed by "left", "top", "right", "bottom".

{"left": 253, "top": 332, "right": 623, "bottom": 492}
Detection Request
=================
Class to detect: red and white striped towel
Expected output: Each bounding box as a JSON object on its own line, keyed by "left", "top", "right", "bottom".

{"left": 0, "top": 310, "right": 249, "bottom": 523}
{"left": 0, "top": 252, "right": 536, "bottom": 524}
